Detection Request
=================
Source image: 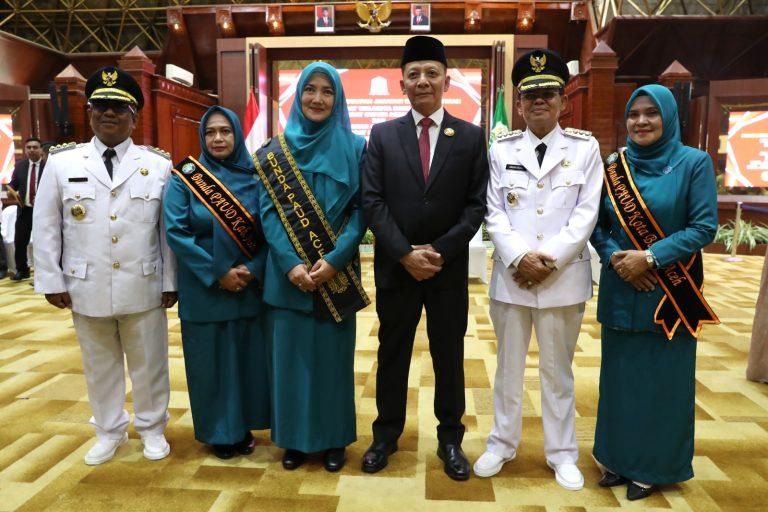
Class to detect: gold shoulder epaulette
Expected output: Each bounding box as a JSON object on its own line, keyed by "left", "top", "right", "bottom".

{"left": 496, "top": 129, "right": 524, "bottom": 142}
{"left": 564, "top": 127, "right": 592, "bottom": 140}
{"left": 143, "top": 145, "right": 171, "bottom": 160}
{"left": 49, "top": 142, "right": 77, "bottom": 155}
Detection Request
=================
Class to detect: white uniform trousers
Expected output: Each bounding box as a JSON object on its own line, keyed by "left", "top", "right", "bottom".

{"left": 72, "top": 308, "right": 170, "bottom": 440}
{"left": 487, "top": 300, "right": 585, "bottom": 465}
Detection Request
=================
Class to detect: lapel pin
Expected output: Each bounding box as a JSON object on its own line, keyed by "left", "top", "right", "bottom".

{"left": 443, "top": 127, "right": 455, "bottom": 137}
{"left": 562, "top": 159, "right": 572, "bottom": 168}
{"left": 140, "top": 168, "right": 149, "bottom": 176}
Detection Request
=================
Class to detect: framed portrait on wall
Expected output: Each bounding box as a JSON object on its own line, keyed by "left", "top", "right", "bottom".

{"left": 315, "top": 5, "right": 335, "bottom": 33}
{"left": 411, "top": 4, "right": 431, "bottom": 32}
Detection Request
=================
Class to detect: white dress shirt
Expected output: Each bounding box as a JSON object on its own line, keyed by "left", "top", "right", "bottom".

{"left": 93, "top": 137, "right": 132, "bottom": 177}
{"left": 24, "top": 158, "right": 43, "bottom": 207}
{"left": 412, "top": 106, "right": 444, "bottom": 168}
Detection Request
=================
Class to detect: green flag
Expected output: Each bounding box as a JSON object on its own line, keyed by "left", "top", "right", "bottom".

{"left": 489, "top": 87, "right": 509, "bottom": 145}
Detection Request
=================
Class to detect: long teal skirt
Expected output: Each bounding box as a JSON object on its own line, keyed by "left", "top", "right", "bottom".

{"left": 593, "top": 326, "right": 696, "bottom": 484}
{"left": 180, "top": 318, "right": 271, "bottom": 445}
{"left": 265, "top": 307, "right": 356, "bottom": 452}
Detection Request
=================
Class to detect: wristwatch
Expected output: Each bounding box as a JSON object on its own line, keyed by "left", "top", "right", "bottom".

{"left": 644, "top": 249, "right": 655, "bottom": 269}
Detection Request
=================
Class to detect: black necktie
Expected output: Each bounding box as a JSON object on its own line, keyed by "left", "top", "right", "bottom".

{"left": 535, "top": 142, "right": 547, "bottom": 167}
{"left": 103, "top": 148, "right": 116, "bottom": 179}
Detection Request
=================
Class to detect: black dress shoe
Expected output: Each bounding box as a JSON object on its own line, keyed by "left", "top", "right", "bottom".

{"left": 437, "top": 443, "right": 470, "bottom": 481}
{"left": 627, "top": 482, "right": 655, "bottom": 501}
{"left": 10, "top": 271, "right": 29, "bottom": 281}
{"left": 234, "top": 432, "right": 255, "bottom": 455}
{"left": 598, "top": 471, "right": 629, "bottom": 487}
{"left": 362, "top": 441, "right": 398, "bottom": 473}
{"left": 323, "top": 447, "right": 346, "bottom": 472}
{"left": 212, "top": 443, "right": 237, "bottom": 459}
{"left": 282, "top": 449, "right": 306, "bottom": 470}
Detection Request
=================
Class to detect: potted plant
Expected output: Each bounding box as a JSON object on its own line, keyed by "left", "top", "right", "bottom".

{"left": 705, "top": 219, "right": 768, "bottom": 256}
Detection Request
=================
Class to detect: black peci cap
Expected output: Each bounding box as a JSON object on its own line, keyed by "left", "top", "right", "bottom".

{"left": 85, "top": 67, "right": 144, "bottom": 110}
{"left": 512, "top": 49, "right": 570, "bottom": 92}
{"left": 401, "top": 35, "right": 447, "bottom": 68}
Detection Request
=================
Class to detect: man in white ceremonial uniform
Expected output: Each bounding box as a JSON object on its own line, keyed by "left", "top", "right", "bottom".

{"left": 473, "top": 50, "right": 602, "bottom": 490}
{"left": 33, "top": 67, "right": 178, "bottom": 465}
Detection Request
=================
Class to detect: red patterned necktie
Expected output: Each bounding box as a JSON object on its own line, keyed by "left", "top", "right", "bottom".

{"left": 418, "top": 117, "right": 433, "bottom": 182}
{"left": 29, "top": 162, "right": 36, "bottom": 206}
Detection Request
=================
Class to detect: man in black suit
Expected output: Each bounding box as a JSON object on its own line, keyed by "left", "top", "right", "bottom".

{"left": 361, "top": 36, "right": 489, "bottom": 481}
{"left": 412, "top": 6, "right": 429, "bottom": 26}
{"left": 7, "top": 136, "right": 44, "bottom": 281}
{"left": 316, "top": 7, "right": 333, "bottom": 28}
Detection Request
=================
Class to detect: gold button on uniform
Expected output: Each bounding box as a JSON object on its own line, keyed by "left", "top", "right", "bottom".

{"left": 537, "top": 182, "right": 544, "bottom": 189}
{"left": 578, "top": 252, "right": 583, "bottom": 260}
{"left": 113, "top": 262, "right": 120, "bottom": 269}
{"left": 111, "top": 191, "right": 116, "bottom": 197}
{"left": 74, "top": 194, "right": 81, "bottom": 200}
{"left": 110, "top": 214, "right": 117, "bottom": 221}
{"left": 144, "top": 194, "right": 149, "bottom": 199}
{"left": 112, "top": 236, "right": 119, "bottom": 244}
{"left": 537, "top": 233, "right": 544, "bottom": 240}
{"left": 536, "top": 208, "right": 544, "bottom": 215}
{"left": 70, "top": 269, "right": 75, "bottom": 274}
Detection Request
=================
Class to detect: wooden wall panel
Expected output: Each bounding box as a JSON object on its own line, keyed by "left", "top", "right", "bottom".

{"left": 218, "top": 38, "right": 248, "bottom": 123}
{"left": 153, "top": 77, "right": 215, "bottom": 163}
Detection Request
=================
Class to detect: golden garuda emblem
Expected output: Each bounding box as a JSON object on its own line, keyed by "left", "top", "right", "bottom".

{"left": 102, "top": 70, "right": 118, "bottom": 86}
{"left": 530, "top": 54, "right": 546, "bottom": 73}
{"left": 356, "top": 1, "right": 392, "bottom": 33}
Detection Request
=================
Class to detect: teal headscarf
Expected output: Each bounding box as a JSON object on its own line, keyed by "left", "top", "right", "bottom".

{"left": 198, "top": 105, "right": 263, "bottom": 276}
{"left": 624, "top": 84, "right": 686, "bottom": 176}
{"left": 284, "top": 62, "right": 366, "bottom": 220}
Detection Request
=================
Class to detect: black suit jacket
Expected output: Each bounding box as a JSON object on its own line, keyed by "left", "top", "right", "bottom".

{"left": 9, "top": 159, "right": 45, "bottom": 209}
{"left": 412, "top": 15, "right": 429, "bottom": 25}
{"left": 362, "top": 111, "right": 489, "bottom": 290}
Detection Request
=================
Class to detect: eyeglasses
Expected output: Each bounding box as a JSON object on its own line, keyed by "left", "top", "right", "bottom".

{"left": 520, "top": 90, "right": 560, "bottom": 102}
{"left": 88, "top": 100, "right": 136, "bottom": 115}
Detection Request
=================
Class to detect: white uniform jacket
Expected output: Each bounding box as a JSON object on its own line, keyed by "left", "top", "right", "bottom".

{"left": 485, "top": 126, "right": 602, "bottom": 309}
{"left": 33, "top": 139, "right": 177, "bottom": 317}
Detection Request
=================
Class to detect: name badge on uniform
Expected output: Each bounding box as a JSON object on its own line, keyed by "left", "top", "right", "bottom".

{"left": 506, "top": 191, "right": 518, "bottom": 206}
{"left": 68, "top": 177, "right": 88, "bottom": 182}
{"left": 71, "top": 204, "right": 87, "bottom": 221}
{"left": 506, "top": 164, "right": 526, "bottom": 171}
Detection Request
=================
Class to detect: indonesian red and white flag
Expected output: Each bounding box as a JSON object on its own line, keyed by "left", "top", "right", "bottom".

{"left": 244, "top": 88, "right": 266, "bottom": 154}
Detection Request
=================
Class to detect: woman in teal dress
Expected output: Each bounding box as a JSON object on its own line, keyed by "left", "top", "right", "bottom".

{"left": 590, "top": 84, "right": 718, "bottom": 500}
{"left": 164, "top": 106, "right": 270, "bottom": 459}
{"left": 256, "top": 62, "right": 366, "bottom": 472}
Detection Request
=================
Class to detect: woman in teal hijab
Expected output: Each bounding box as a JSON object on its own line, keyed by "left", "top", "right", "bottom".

{"left": 590, "top": 84, "right": 718, "bottom": 500}
{"left": 257, "top": 62, "right": 366, "bottom": 472}
{"left": 164, "top": 106, "right": 270, "bottom": 459}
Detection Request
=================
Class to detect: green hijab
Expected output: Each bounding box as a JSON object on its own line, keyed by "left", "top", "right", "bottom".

{"left": 284, "top": 62, "right": 366, "bottom": 220}
{"left": 624, "top": 84, "right": 686, "bottom": 175}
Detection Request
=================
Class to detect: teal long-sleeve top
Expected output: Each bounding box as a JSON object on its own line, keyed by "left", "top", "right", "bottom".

{"left": 164, "top": 173, "right": 267, "bottom": 322}
{"left": 590, "top": 147, "right": 718, "bottom": 333}
{"left": 258, "top": 156, "right": 367, "bottom": 313}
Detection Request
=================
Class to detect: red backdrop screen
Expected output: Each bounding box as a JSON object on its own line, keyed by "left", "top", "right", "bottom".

{"left": 277, "top": 68, "right": 482, "bottom": 139}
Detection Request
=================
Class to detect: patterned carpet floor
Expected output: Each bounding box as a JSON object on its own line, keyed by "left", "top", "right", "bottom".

{"left": 0, "top": 252, "right": 766, "bottom": 511}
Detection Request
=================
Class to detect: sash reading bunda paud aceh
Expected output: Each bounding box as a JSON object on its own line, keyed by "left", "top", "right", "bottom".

{"left": 603, "top": 151, "right": 720, "bottom": 340}
{"left": 253, "top": 135, "right": 370, "bottom": 323}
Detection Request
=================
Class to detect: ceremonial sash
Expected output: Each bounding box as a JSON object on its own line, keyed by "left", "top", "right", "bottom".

{"left": 253, "top": 135, "right": 370, "bottom": 323}
{"left": 603, "top": 152, "right": 719, "bottom": 340}
{"left": 172, "top": 156, "right": 263, "bottom": 259}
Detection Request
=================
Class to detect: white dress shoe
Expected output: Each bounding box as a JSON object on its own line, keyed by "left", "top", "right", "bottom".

{"left": 142, "top": 434, "right": 170, "bottom": 461}
{"left": 473, "top": 450, "right": 515, "bottom": 478}
{"left": 84, "top": 433, "right": 128, "bottom": 465}
{"left": 547, "top": 461, "right": 584, "bottom": 490}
